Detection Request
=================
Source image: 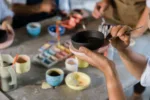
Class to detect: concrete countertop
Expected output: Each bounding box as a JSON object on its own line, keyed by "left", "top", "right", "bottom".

{"left": 1, "top": 18, "right": 149, "bottom": 100}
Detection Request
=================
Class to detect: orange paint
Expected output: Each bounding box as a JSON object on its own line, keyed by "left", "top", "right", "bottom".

{"left": 56, "top": 22, "right": 60, "bottom": 42}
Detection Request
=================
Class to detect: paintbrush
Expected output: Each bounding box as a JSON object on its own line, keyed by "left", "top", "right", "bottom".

{"left": 56, "top": 21, "right": 61, "bottom": 46}
{"left": 82, "top": 21, "right": 87, "bottom": 30}
{"left": 12, "top": 54, "right": 19, "bottom": 68}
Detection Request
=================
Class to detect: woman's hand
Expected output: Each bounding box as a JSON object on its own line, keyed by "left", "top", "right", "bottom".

{"left": 110, "top": 25, "right": 131, "bottom": 51}
{"left": 40, "top": 0, "right": 56, "bottom": 13}
{"left": 2, "top": 21, "right": 15, "bottom": 35}
{"left": 92, "top": 0, "right": 110, "bottom": 19}
{"left": 76, "top": 47, "right": 116, "bottom": 76}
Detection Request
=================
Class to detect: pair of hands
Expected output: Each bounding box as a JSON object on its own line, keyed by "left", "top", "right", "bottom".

{"left": 40, "top": 0, "right": 56, "bottom": 13}
{"left": 76, "top": 25, "right": 130, "bottom": 75}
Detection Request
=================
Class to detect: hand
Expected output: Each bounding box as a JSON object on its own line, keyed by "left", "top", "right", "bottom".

{"left": 40, "top": 0, "right": 56, "bottom": 13}
{"left": 76, "top": 47, "right": 115, "bottom": 75}
{"left": 92, "top": 1, "right": 109, "bottom": 19}
{"left": 2, "top": 22, "right": 15, "bottom": 35}
{"left": 110, "top": 25, "right": 131, "bottom": 51}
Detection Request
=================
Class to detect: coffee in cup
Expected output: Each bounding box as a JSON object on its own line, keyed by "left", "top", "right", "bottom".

{"left": 46, "top": 68, "right": 64, "bottom": 87}
{"left": 48, "top": 71, "right": 60, "bottom": 76}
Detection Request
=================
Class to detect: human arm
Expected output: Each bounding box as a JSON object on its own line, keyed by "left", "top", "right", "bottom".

{"left": 118, "top": 48, "right": 147, "bottom": 80}
{"left": 110, "top": 25, "right": 147, "bottom": 80}
{"left": 12, "top": 0, "right": 55, "bottom": 16}
{"left": 76, "top": 47, "right": 125, "bottom": 100}
{"left": 131, "top": 7, "right": 149, "bottom": 37}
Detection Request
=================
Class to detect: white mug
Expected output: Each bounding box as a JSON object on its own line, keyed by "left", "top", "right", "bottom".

{"left": 15, "top": 55, "right": 30, "bottom": 74}
{"left": 65, "top": 58, "right": 78, "bottom": 72}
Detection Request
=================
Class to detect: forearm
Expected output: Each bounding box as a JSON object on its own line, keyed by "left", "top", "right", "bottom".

{"left": 131, "top": 7, "right": 149, "bottom": 37}
{"left": 12, "top": 4, "right": 42, "bottom": 15}
{"left": 118, "top": 48, "right": 147, "bottom": 79}
{"left": 105, "top": 69, "right": 125, "bottom": 100}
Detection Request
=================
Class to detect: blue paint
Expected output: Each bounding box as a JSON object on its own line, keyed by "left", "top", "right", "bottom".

{"left": 43, "top": 58, "right": 52, "bottom": 65}
{"left": 48, "top": 25, "right": 66, "bottom": 37}
{"left": 48, "top": 49, "right": 56, "bottom": 55}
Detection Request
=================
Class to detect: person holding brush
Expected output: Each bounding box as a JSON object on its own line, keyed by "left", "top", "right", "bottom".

{"left": 93, "top": 0, "right": 148, "bottom": 38}
{"left": 74, "top": 25, "right": 150, "bottom": 100}
{"left": 93, "top": 0, "right": 149, "bottom": 99}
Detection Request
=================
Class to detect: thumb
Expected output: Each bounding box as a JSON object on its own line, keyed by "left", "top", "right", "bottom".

{"left": 99, "top": 7, "right": 105, "bottom": 16}
{"left": 79, "top": 47, "right": 93, "bottom": 57}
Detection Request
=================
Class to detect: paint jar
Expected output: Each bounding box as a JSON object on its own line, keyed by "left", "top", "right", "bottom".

{"left": 75, "top": 57, "right": 89, "bottom": 68}
{"left": 65, "top": 58, "right": 78, "bottom": 72}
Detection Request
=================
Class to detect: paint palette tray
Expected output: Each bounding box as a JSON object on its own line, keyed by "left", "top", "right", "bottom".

{"left": 34, "top": 40, "right": 73, "bottom": 68}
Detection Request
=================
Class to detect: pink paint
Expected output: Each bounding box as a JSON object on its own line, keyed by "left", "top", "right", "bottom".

{"left": 61, "top": 51, "right": 68, "bottom": 56}
{"left": 55, "top": 53, "right": 64, "bottom": 59}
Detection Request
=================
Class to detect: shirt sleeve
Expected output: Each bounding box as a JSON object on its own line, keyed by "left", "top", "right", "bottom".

{"left": 140, "top": 57, "right": 150, "bottom": 87}
{"left": 9, "top": 0, "right": 26, "bottom": 4}
{"left": 0, "top": 0, "right": 14, "bottom": 21}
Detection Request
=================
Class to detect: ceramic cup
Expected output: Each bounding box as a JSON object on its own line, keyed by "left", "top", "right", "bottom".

{"left": 15, "top": 55, "right": 31, "bottom": 74}
{"left": 46, "top": 68, "right": 64, "bottom": 86}
{"left": 65, "top": 58, "right": 78, "bottom": 72}
{"left": 75, "top": 57, "right": 89, "bottom": 68}
{"left": 26, "top": 22, "right": 41, "bottom": 37}
{"left": 48, "top": 25, "right": 65, "bottom": 37}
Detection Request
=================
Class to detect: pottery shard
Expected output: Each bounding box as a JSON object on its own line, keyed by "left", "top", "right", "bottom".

{"left": 41, "top": 82, "right": 52, "bottom": 89}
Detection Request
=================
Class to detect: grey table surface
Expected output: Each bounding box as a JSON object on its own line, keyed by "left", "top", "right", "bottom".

{"left": 1, "top": 18, "right": 149, "bottom": 100}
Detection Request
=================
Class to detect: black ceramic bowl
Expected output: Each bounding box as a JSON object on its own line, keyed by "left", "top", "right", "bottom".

{"left": 71, "top": 30, "right": 104, "bottom": 50}
{"left": 0, "top": 29, "right": 7, "bottom": 43}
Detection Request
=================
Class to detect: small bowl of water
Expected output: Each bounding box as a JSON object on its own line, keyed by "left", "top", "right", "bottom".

{"left": 26, "top": 22, "right": 41, "bottom": 37}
